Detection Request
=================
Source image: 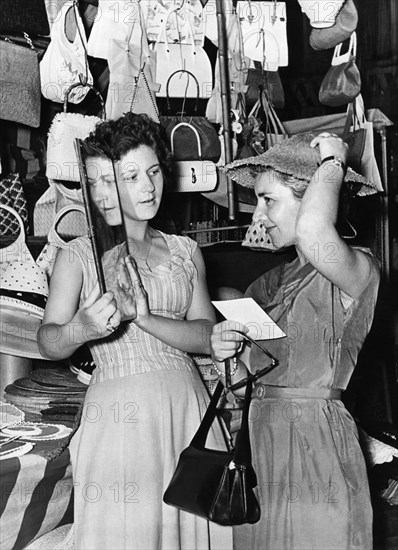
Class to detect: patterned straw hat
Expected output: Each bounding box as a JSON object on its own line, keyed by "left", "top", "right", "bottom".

{"left": 225, "top": 133, "right": 379, "bottom": 197}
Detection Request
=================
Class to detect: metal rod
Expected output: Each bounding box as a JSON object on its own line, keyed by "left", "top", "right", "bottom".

{"left": 215, "top": 0, "right": 236, "bottom": 221}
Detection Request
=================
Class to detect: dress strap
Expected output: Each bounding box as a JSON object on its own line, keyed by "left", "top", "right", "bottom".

{"left": 254, "top": 385, "right": 342, "bottom": 400}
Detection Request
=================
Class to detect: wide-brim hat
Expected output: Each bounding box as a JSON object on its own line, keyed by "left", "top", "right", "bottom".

{"left": 225, "top": 133, "right": 379, "bottom": 197}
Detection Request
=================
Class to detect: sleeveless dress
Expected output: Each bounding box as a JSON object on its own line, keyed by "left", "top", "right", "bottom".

{"left": 234, "top": 248, "right": 380, "bottom": 550}
{"left": 68, "top": 233, "right": 233, "bottom": 550}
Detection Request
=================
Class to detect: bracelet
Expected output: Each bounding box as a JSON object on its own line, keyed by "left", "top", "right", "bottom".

{"left": 319, "top": 156, "right": 347, "bottom": 175}
{"left": 211, "top": 357, "right": 239, "bottom": 377}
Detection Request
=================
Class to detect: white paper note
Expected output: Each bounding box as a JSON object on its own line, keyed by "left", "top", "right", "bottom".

{"left": 212, "top": 298, "right": 286, "bottom": 341}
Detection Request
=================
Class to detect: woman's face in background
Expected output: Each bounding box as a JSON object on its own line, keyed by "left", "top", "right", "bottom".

{"left": 86, "top": 145, "right": 163, "bottom": 226}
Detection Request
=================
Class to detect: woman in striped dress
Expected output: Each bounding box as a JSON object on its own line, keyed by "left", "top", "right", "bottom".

{"left": 38, "top": 113, "right": 232, "bottom": 550}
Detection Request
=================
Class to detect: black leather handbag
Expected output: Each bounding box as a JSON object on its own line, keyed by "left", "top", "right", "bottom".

{"left": 164, "top": 378, "right": 260, "bottom": 525}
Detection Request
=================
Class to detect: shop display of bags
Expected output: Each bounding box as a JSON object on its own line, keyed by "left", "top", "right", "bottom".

{"left": 0, "top": 36, "right": 41, "bottom": 127}
{"left": 319, "top": 32, "right": 361, "bottom": 107}
{"left": 40, "top": 0, "right": 93, "bottom": 104}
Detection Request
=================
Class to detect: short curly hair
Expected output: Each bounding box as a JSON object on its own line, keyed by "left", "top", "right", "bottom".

{"left": 82, "top": 112, "right": 173, "bottom": 182}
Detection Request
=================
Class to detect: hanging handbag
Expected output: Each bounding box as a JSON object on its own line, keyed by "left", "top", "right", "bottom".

{"left": 0, "top": 0, "right": 50, "bottom": 35}
{"left": 237, "top": 1, "right": 288, "bottom": 68}
{"left": 160, "top": 71, "right": 221, "bottom": 163}
{"left": 163, "top": 378, "right": 261, "bottom": 525}
{"left": 319, "top": 32, "right": 361, "bottom": 107}
{"left": 106, "top": 0, "right": 159, "bottom": 121}
{"left": 36, "top": 204, "right": 87, "bottom": 279}
{"left": 310, "top": 0, "right": 358, "bottom": 51}
{"left": 168, "top": 124, "right": 218, "bottom": 193}
{"left": 40, "top": 0, "right": 93, "bottom": 104}
{"left": 0, "top": 173, "right": 29, "bottom": 236}
{"left": 152, "top": 5, "right": 212, "bottom": 98}
{"left": 0, "top": 35, "right": 41, "bottom": 127}
{"left": 46, "top": 83, "right": 105, "bottom": 182}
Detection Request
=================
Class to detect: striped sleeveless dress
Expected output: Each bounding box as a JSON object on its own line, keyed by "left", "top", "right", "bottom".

{"left": 68, "top": 233, "right": 232, "bottom": 550}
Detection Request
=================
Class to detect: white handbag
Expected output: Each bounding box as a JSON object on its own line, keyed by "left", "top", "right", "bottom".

{"left": 46, "top": 83, "right": 105, "bottom": 182}
{"left": 168, "top": 124, "right": 217, "bottom": 193}
{"left": 237, "top": 1, "right": 288, "bottom": 68}
{"left": 152, "top": 5, "right": 213, "bottom": 98}
{"left": 40, "top": 0, "right": 93, "bottom": 104}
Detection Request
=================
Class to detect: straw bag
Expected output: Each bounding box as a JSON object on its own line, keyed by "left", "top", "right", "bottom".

{"left": 40, "top": 0, "right": 93, "bottom": 104}
{"left": 0, "top": 35, "right": 41, "bottom": 127}
{"left": 36, "top": 204, "right": 87, "bottom": 279}
{"left": 46, "top": 83, "right": 105, "bottom": 182}
{"left": 319, "top": 32, "right": 361, "bottom": 108}
{"left": 310, "top": 0, "right": 358, "bottom": 50}
{"left": 152, "top": 5, "right": 212, "bottom": 98}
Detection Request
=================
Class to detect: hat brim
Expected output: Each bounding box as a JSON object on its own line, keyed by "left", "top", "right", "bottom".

{"left": 225, "top": 134, "right": 380, "bottom": 197}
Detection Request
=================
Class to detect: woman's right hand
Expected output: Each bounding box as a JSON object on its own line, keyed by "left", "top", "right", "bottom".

{"left": 72, "top": 285, "right": 121, "bottom": 342}
{"left": 210, "top": 320, "right": 248, "bottom": 362}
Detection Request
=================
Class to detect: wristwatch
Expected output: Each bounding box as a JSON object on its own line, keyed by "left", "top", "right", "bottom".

{"left": 319, "top": 156, "right": 347, "bottom": 175}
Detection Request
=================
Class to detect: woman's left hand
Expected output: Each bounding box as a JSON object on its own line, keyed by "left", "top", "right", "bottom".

{"left": 311, "top": 132, "right": 348, "bottom": 164}
{"left": 116, "top": 256, "right": 150, "bottom": 325}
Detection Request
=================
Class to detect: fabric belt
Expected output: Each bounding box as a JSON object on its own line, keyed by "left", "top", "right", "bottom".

{"left": 253, "top": 385, "right": 342, "bottom": 400}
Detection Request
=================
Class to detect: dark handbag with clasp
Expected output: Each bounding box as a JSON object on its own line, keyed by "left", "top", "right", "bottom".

{"left": 164, "top": 332, "right": 279, "bottom": 525}
{"left": 164, "top": 379, "right": 260, "bottom": 525}
{"left": 160, "top": 70, "right": 221, "bottom": 163}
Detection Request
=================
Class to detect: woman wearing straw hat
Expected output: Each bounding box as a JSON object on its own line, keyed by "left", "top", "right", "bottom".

{"left": 37, "top": 113, "right": 232, "bottom": 550}
{"left": 210, "top": 132, "right": 380, "bottom": 550}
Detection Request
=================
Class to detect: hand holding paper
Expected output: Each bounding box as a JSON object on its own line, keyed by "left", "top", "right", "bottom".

{"left": 212, "top": 298, "right": 286, "bottom": 341}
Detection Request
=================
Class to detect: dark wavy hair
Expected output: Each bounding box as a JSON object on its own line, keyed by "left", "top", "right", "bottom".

{"left": 81, "top": 112, "right": 173, "bottom": 183}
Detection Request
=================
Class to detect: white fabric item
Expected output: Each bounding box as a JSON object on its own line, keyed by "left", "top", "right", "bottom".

{"left": 40, "top": 0, "right": 93, "bottom": 104}
{"left": 87, "top": 0, "right": 141, "bottom": 60}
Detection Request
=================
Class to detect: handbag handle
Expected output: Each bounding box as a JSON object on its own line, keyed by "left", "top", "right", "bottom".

{"left": 63, "top": 82, "right": 106, "bottom": 120}
{"left": 47, "top": 204, "right": 86, "bottom": 249}
{"left": 243, "top": 28, "right": 280, "bottom": 71}
{"left": 190, "top": 377, "right": 254, "bottom": 468}
{"left": 170, "top": 122, "right": 202, "bottom": 159}
{"left": 0, "top": 203, "right": 26, "bottom": 243}
{"left": 332, "top": 31, "right": 357, "bottom": 66}
{"left": 165, "top": 69, "right": 200, "bottom": 113}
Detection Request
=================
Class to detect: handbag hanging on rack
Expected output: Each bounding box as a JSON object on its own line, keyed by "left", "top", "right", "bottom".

{"left": 0, "top": 34, "right": 41, "bottom": 127}
{"left": 46, "top": 83, "right": 106, "bottom": 182}
{"left": 106, "top": 0, "right": 159, "bottom": 121}
{"left": 318, "top": 32, "right": 361, "bottom": 108}
{"left": 160, "top": 71, "right": 221, "bottom": 163}
{"left": 40, "top": 0, "right": 93, "bottom": 104}
{"left": 152, "top": 5, "right": 212, "bottom": 98}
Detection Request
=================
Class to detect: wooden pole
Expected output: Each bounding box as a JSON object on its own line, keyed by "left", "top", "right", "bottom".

{"left": 215, "top": 0, "right": 236, "bottom": 221}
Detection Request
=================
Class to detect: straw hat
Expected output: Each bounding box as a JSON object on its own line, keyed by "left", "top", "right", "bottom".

{"left": 225, "top": 133, "right": 379, "bottom": 197}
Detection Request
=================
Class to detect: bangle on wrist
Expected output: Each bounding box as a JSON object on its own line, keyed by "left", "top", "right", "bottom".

{"left": 211, "top": 357, "right": 239, "bottom": 377}
{"left": 319, "top": 156, "right": 347, "bottom": 175}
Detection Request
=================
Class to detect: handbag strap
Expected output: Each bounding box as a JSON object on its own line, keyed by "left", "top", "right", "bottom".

{"left": 331, "top": 31, "right": 357, "bottom": 66}
{"left": 63, "top": 82, "right": 106, "bottom": 119}
{"left": 170, "top": 122, "right": 202, "bottom": 158}
{"left": 0, "top": 203, "right": 26, "bottom": 243}
{"left": 165, "top": 69, "right": 200, "bottom": 113}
